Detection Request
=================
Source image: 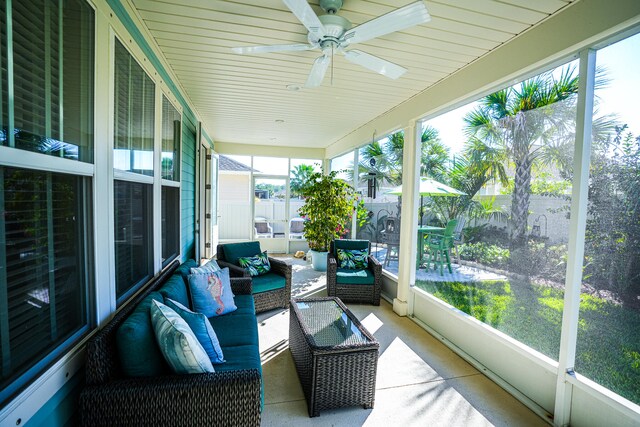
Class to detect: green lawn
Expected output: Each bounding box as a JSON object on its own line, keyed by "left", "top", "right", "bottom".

{"left": 415, "top": 278, "right": 640, "bottom": 405}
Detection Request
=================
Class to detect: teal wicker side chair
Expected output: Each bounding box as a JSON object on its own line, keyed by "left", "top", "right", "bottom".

{"left": 327, "top": 239, "right": 381, "bottom": 305}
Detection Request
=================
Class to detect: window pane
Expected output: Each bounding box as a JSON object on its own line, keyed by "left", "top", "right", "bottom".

{"left": 577, "top": 33, "right": 640, "bottom": 405}
{"left": 8, "top": 0, "right": 94, "bottom": 161}
{"left": 161, "top": 186, "right": 179, "bottom": 265}
{"left": 161, "top": 96, "right": 180, "bottom": 181}
{"left": 0, "top": 167, "right": 89, "bottom": 402}
{"left": 253, "top": 156, "right": 288, "bottom": 175}
{"left": 219, "top": 155, "right": 252, "bottom": 240}
{"left": 356, "top": 132, "right": 404, "bottom": 269}
{"left": 329, "top": 151, "right": 353, "bottom": 181}
{"left": 1, "top": 1, "right": 7, "bottom": 143}
{"left": 289, "top": 159, "right": 321, "bottom": 240}
{"left": 114, "top": 180, "right": 152, "bottom": 300}
{"left": 415, "top": 61, "right": 579, "bottom": 361}
{"left": 114, "top": 39, "right": 154, "bottom": 176}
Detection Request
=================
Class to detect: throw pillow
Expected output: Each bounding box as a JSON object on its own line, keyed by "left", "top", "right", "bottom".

{"left": 149, "top": 300, "right": 214, "bottom": 374}
{"left": 164, "top": 298, "right": 225, "bottom": 364}
{"left": 188, "top": 268, "right": 237, "bottom": 317}
{"left": 190, "top": 259, "right": 221, "bottom": 275}
{"left": 337, "top": 248, "right": 369, "bottom": 270}
{"left": 237, "top": 251, "right": 271, "bottom": 276}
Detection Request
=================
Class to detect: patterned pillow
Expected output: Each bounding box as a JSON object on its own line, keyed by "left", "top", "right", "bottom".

{"left": 164, "top": 298, "right": 225, "bottom": 364}
{"left": 337, "top": 248, "right": 369, "bottom": 270}
{"left": 188, "top": 268, "right": 237, "bottom": 317}
{"left": 149, "top": 300, "right": 214, "bottom": 374}
{"left": 190, "top": 259, "right": 221, "bottom": 275}
{"left": 237, "top": 251, "right": 271, "bottom": 276}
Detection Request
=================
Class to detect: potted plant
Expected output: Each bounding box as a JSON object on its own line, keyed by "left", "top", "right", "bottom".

{"left": 298, "top": 171, "right": 360, "bottom": 271}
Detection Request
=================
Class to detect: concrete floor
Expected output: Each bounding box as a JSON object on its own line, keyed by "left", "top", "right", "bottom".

{"left": 257, "top": 291, "right": 548, "bottom": 426}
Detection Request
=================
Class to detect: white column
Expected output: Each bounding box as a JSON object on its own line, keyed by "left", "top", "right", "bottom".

{"left": 553, "top": 48, "right": 596, "bottom": 426}
{"left": 393, "top": 120, "right": 421, "bottom": 316}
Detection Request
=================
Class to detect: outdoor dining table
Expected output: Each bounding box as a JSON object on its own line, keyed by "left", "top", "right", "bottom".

{"left": 417, "top": 226, "right": 445, "bottom": 268}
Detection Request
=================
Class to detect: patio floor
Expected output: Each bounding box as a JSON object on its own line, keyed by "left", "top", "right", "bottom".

{"left": 259, "top": 257, "right": 546, "bottom": 426}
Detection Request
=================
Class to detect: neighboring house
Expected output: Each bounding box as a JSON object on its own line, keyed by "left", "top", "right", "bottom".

{"left": 218, "top": 155, "right": 258, "bottom": 240}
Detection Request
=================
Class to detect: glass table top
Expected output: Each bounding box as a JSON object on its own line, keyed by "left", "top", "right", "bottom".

{"left": 294, "top": 299, "right": 373, "bottom": 347}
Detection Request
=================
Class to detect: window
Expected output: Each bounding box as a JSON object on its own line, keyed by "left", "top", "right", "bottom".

{"left": 113, "top": 40, "right": 155, "bottom": 300}
{"left": 0, "top": 0, "right": 94, "bottom": 404}
{"left": 577, "top": 33, "right": 640, "bottom": 405}
{"left": 329, "top": 151, "right": 354, "bottom": 181}
{"left": 114, "top": 180, "right": 153, "bottom": 299}
{"left": 161, "top": 96, "right": 180, "bottom": 265}
{"left": 355, "top": 132, "right": 405, "bottom": 269}
{"left": 415, "top": 61, "right": 579, "bottom": 360}
{"left": 114, "top": 39, "right": 154, "bottom": 176}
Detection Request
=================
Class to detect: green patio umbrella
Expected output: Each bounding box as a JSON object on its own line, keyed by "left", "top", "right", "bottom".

{"left": 387, "top": 177, "right": 466, "bottom": 224}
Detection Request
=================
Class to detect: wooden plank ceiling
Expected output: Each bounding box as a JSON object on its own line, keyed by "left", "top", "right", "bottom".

{"left": 129, "top": 0, "right": 575, "bottom": 149}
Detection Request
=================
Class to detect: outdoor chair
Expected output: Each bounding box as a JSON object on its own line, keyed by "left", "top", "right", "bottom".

{"left": 425, "top": 219, "right": 458, "bottom": 276}
{"left": 254, "top": 217, "right": 273, "bottom": 238}
{"left": 380, "top": 217, "right": 400, "bottom": 267}
{"left": 452, "top": 217, "right": 466, "bottom": 264}
{"left": 289, "top": 217, "right": 305, "bottom": 239}
{"left": 327, "top": 239, "right": 381, "bottom": 305}
{"left": 217, "top": 241, "right": 291, "bottom": 313}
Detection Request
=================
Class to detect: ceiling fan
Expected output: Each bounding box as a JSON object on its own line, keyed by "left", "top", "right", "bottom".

{"left": 231, "top": 0, "right": 431, "bottom": 88}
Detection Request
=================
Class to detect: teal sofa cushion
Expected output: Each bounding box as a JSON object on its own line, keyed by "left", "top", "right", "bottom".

{"left": 336, "top": 268, "right": 375, "bottom": 285}
{"left": 215, "top": 344, "right": 261, "bottom": 374}
{"left": 227, "top": 295, "right": 256, "bottom": 316}
{"left": 175, "top": 259, "right": 198, "bottom": 286}
{"left": 116, "top": 291, "right": 169, "bottom": 377}
{"left": 222, "top": 242, "right": 261, "bottom": 266}
{"left": 333, "top": 239, "right": 369, "bottom": 257}
{"left": 209, "top": 313, "right": 259, "bottom": 348}
{"left": 251, "top": 273, "right": 285, "bottom": 294}
{"left": 159, "top": 275, "right": 190, "bottom": 308}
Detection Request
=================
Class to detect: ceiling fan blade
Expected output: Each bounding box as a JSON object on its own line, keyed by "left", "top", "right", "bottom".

{"left": 283, "top": 0, "right": 326, "bottom": 41}
{"left": 344, "top": 50, "right": 407, "bottom": 80}
{"left": 305, "top": 55, "right": 330, "bottom": 88}
{"left": 342, "top": 0, "right": 430, "bottom": 46}
{"left": 231, "top": 43, "right": 313, "bottom": 55}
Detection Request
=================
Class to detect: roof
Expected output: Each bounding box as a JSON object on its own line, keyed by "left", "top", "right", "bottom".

{"left": 219, "top": 155, "right": 258, "bottom": 172}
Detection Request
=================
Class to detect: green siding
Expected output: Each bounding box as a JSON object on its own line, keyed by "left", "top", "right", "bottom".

{"left": 181, "top": 114, "right": 197, "bottom": 261}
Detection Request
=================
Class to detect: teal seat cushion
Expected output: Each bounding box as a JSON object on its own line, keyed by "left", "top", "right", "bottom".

{"left": 251, "top": 273, "right": 285, "bottom": 294}
{"left": 333, "top": 239, "right": 369, "bottom": 257}
{"left": 222, "top": 242, "right": 261, "bottom": 266}
{"left": 116, "top": 291, "right": 169, "bottom": 377}
{"left": 159, "top": 275, "right": 190, "bottom": 308}
{"left": 215, "top": 344, "right": 261, "bottom": 374}
{"left": 227, "top": 295, "right": 256, "bottom": 316}
{"left": 336, "top": 268, "right": 375, "bottom": 285}
{"left": 175, "top": 259, "right": 198, "bottom": 286}
{"left": 209, "top": 313, "right": 259, "bottom": 348}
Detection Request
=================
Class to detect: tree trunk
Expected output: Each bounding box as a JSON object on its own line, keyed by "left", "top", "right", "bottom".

{"left": 510, "top": 154, "right": 533, "bottom": 246}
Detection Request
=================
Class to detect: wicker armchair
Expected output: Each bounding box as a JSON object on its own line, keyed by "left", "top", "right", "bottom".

{"left": 327, "top": 239, "right": 381, "bottom": 305}
{"left": 217, "top": 242, "right": 292, "bottom": 313}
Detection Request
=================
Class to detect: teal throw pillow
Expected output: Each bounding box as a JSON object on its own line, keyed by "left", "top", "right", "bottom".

{"left": 164, "top": 298, "right": 225, "bottom": 364}
{"left": 188, "top": 268, "right": 237, "bottom": 317}
{"left": 149, "top": 300, "right": 214, "bottom": 374}
{"left": 190, "top": 259, "right": 221, "bottom": 275}
{"left": 237, "top": 251, "right": 271, "bottom": 276}
{"left": 337, "top": 248, "right": 369, "bottom": 270}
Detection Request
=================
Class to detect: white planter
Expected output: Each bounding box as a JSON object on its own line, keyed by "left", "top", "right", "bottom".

{"left": 310, "top": 250, "right": 328, "bottom": 271}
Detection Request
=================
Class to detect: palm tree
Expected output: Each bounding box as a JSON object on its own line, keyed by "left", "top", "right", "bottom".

{"left": 463, "top": 65, "right": 581, "bottom": 244}
{"left": 290, "top": 163, "right": 315, "bottom": 198}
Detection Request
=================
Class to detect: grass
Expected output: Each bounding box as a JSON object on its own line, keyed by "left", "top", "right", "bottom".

{"left": 415, "top": 278, "right": 640, "bottom": 405}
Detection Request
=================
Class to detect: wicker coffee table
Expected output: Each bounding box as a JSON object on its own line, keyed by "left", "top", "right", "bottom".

{"left": 289, "top": 297, "right": 379, "bottom": 417}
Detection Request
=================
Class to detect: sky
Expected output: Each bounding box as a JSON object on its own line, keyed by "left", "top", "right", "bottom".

{"left": 422, "top": 32, "right": 640, "bottom": 157}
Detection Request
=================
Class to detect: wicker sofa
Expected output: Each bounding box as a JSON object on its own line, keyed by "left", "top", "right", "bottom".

{"left": 217, "top": 242, "right": 292, "bottom": 313}
{"left": 79, "top": 259, "right": 262, "bottom": 426}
